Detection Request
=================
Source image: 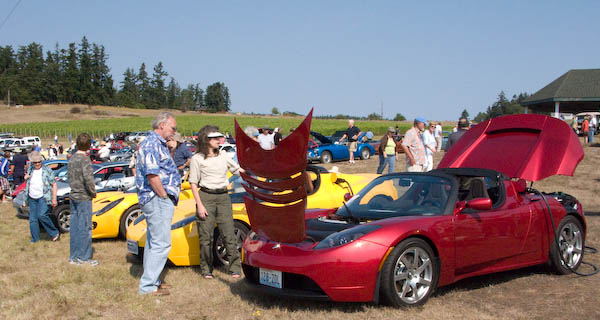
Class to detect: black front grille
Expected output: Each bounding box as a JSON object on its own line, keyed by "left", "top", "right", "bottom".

{"left": 243, "top": 264, "right": 326, "bottom": 295}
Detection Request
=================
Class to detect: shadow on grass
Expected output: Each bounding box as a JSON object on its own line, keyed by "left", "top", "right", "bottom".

{"left": 585, "top": 211, "right": 600, "bottom": 216}
{"left": 433, "top": 265, "right": 546, "bottom": 298}
{"left": 221, "top": 278, "right": 375, "bottom": 312}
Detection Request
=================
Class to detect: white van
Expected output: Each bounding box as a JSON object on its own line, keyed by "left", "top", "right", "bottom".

{"left": 22, "top": 136, "right": 42, "bottom": 147}
{"left": 575, "top": 112, "right": 600, "bottom": 135}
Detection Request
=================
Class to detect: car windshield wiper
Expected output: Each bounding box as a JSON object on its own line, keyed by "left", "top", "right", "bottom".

{"left": 342, "top": 201, "right": 360, "bottom": 225}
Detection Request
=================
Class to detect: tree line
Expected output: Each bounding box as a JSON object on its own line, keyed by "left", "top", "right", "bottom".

{"left": 0, "top": 37, "right": 230, "bottom": 112}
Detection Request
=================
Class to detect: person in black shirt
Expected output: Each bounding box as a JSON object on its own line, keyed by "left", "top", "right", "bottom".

{"left": 273, "top": 128, "right": 282, "bottom": 146}
{"left": 338, "top": 119, "right": 362, "bottom": 164}
{"left": 11, "top": 148, "right": 28, "bottom": 187}
{"left": 445, "top": 117, "right": 470, "bottom": 152}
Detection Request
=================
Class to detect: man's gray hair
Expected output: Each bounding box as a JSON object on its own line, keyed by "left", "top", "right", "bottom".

{"left": 151, "top": 112, "right": 175, "bottom": 129}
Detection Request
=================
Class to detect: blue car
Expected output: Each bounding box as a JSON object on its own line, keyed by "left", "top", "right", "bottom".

{"left": 307, "top": 131, "right": 376, "bottom": 164}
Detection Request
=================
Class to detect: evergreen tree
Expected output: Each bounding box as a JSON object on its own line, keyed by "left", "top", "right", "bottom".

{"left": 62, "top": 43, "right": 79, "bottom": 103}
{"left": 78, "top": 36, "right": 94, "bottom": 104}
{"left": 149, "top": 62, "right": 168, "bottom": 109}
{"left": 460, "top": 109, "right": 470, "bottom": 119}
{"left": 166, "top": 77, "right": 181, "bottom": 108}
{"left": 118, "top": 67, "right": 138, "bottom": 107}
{"left": 42, "top": 45, "right": 65, "bottom": 103}
{"left": 205, "top": 82, "right": 230, "bottom": 112}
{"left": 180, "top": 84, "right": 196, "bottom": 110}
{"left": 137, "top": 63, "right": 150, "bottom": 108}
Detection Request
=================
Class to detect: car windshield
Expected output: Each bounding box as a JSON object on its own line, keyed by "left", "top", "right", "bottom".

{"left": 336, "top": 174, "right": 454, "bottom": 219}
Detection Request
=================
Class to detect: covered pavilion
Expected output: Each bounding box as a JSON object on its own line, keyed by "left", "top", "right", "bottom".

{"left": 521, "top": 69, "right": 600, "bottom": 116}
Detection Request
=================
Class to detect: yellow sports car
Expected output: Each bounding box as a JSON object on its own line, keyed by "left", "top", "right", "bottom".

{"left": 91, "top": 180, "right": 194, "bottom": 239}
{"left": 126, "top": 166, "right": 377, "bottom": 266}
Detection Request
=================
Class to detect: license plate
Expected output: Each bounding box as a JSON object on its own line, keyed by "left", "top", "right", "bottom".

{"left": 127, "top": 240, "right": 139, "bottom": 255}
{"left": 259, "top": 268, "right": 282, "bottom": 289}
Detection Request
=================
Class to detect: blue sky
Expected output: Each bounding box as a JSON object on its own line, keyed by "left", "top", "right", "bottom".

{"left": 2, "top": 1, "right": 599, "bottom": 120}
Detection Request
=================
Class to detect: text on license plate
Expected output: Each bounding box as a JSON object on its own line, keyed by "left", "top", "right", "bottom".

{"left": 127, "top": 240, "right": 138, "bottom": 255}
{"left": 259, "top": 268, "right": 282, "bottom": 289}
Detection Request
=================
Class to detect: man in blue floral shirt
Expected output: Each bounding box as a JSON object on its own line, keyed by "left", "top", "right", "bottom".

{"left": 136, "top": 112, "right": 181, "bottom": 296}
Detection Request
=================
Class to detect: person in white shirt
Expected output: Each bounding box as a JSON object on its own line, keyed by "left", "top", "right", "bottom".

{"left": 589, "top": 115, "right": 597, "bottom": 144}
{"left": 98, "top": 143, "right": 110, "bottom": 161}
{"left": 189, "top": 127, "right": 245, "bottom": 279}
{"left": 423, "top": 122, "right": 437, "bottom": 171}
{"left": 257, "top": 126, "right": 274, "bottom": 150}
{"left": 434, "top": 123, "right": 443, "bottom": 152}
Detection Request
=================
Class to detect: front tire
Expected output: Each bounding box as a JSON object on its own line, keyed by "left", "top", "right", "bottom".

{"left": 381, "top": 238, "right": 439, "bottom": 307}
{"left": 119, "top": 204, "right": 142, "bottom": 238}
{"left": 320, "top": 151, "right": 332, "bottom": 164}
{"left": 549, "top": 215, "right": 584, "bottom": 274}
{"left": 213, "top": 221, "right": 250, "bottom": 266}
{"left": 52, "top": 204, "right": 70, "bottom": 233}
{"left": 360, "top": 147, "right": 371, "bottom": 160}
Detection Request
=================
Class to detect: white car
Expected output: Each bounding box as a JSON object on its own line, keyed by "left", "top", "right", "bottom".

{"left": 219, "top": 143, "right": 237, "bottom": 159}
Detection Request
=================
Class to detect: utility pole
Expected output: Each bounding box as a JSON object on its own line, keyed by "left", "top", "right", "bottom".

{"left": 380, "top": 100, "right": 383, "bottom": 119}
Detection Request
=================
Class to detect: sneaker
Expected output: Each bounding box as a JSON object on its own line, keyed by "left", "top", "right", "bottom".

{"left": 231, "top": 272, "right": 241, "bottom": 279}
{"left": 69, "top": 259, "right": 81, "bottom": 265}
{"left": 77, "top": 259, "right": 99, "bottom": 266}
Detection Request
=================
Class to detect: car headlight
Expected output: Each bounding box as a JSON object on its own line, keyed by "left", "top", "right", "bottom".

{"left": 314, "top": 225, "right": 381, "bottom": 250}
{"left": 93, "top": 198, "right": 124, "bottom": 216}
{"left": 170, "top": 216, "right": 198, "bottom": 230}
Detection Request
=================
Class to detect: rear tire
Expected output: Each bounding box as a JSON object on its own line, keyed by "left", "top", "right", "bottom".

{"left": 549, "top": 215, "right": 584, "bottom": 274}
{"left": 52, "top": 204, "right": 70, "bottom": 233}
{"left": 119, "top": 204, "right": 142, "bottom": 238}
{"left": 213, "top": 221, "right": 250, "bottom": 266}
{"left": 320, "top": 151, "right": 332, "bottom": 164}
{"left": 380, "top": 238, "right": 439, "bottom": 307}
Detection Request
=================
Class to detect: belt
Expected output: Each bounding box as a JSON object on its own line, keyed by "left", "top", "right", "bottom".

{"left": 199, "top": 186, "right": 228, "bottom": 194}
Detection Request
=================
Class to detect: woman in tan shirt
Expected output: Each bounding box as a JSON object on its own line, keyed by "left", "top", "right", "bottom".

{"left": 188, "top": 125, "right": 245, "bottom": 279}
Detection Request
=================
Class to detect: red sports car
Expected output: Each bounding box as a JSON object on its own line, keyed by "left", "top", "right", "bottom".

{"left": 240, "top": 113, "right": 587, "bottom": 307}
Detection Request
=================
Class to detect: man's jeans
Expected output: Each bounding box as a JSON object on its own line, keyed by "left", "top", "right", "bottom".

{"left": 139, "top": 196, "right": 174, "bottom": 294}
{"left": 589, "top": 127, "right": 595, "bottom": 143}
{"left": 377, "top": 154, "right": 395, "bottom": 174}
{"left": 28, "top": 196, "right": 59, "bottom": 242}
{"left": 70, "top": 199, "right": 93, "bottom": 261}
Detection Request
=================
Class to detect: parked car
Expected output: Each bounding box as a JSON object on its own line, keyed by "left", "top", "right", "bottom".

{"left": 126, "top": 166, "right": 378, "bottom": 266}
{"left": 307, "top": 131, "right": 376, "bottom": 164}
{"left": 30, "top": 162, "right": 135, "bottom": 233}
{"left": 241, "top": 114, "right": 587, "bottom": 307}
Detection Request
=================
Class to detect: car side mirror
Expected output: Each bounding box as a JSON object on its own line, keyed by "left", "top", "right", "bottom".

{"left": 343, "top": 193, "right": 352, "bottom": 201}
{"left": 466, "top": 198, "right": 492, "bottom": 210}
{"left": 330, "top": 172, "right": 338, "bottom": 184}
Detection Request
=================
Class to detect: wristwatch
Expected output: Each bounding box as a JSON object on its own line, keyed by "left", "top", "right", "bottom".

{"left": 159, "top": 194, "right": 169, "bottom": 199}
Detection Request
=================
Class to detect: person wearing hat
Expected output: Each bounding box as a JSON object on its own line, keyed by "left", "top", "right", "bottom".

{"left": 257, "top": 126, "right": 274, "bottom": 150}
{"left": 171, "top": 132, "right": 193, "bottom": 176}
{"left": 401, "top": 117, "right": 428, "bottom": 172}
{"left": 445, "top": 117, "right": 470, "bottom": 152}
{"left": 188, "top": 125, "right": 245, "bottom": 279}
{"left": 11, "top": 147, "right": 28, "bottom": 187}
{"left": 23, "top": 151, "right": 60, "bottom": 242}
{"left": 273, "top": 127, "right": 282, "bottom": 146}
{"left": 377, "top": 127, "right": 399, "bottom": 174}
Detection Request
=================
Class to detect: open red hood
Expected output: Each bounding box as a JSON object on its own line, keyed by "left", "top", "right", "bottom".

{"left": 437, "top": 114, "right": 584, "bottom": 181}
{"left": 236, "top": 110, "right": 313, "bottom": 243}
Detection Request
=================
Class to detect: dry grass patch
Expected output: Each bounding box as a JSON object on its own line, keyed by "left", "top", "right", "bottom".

{"left": 0, "top": 147, "right": 599, "bottom": 319}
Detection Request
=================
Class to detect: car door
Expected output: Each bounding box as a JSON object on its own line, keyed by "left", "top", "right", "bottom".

{"left": 453, "top": 180, "right": 530, "bottom": 274}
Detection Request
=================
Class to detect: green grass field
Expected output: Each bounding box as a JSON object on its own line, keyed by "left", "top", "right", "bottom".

{"left": 0, "top": 114, "right": 417, "bottom": 140}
